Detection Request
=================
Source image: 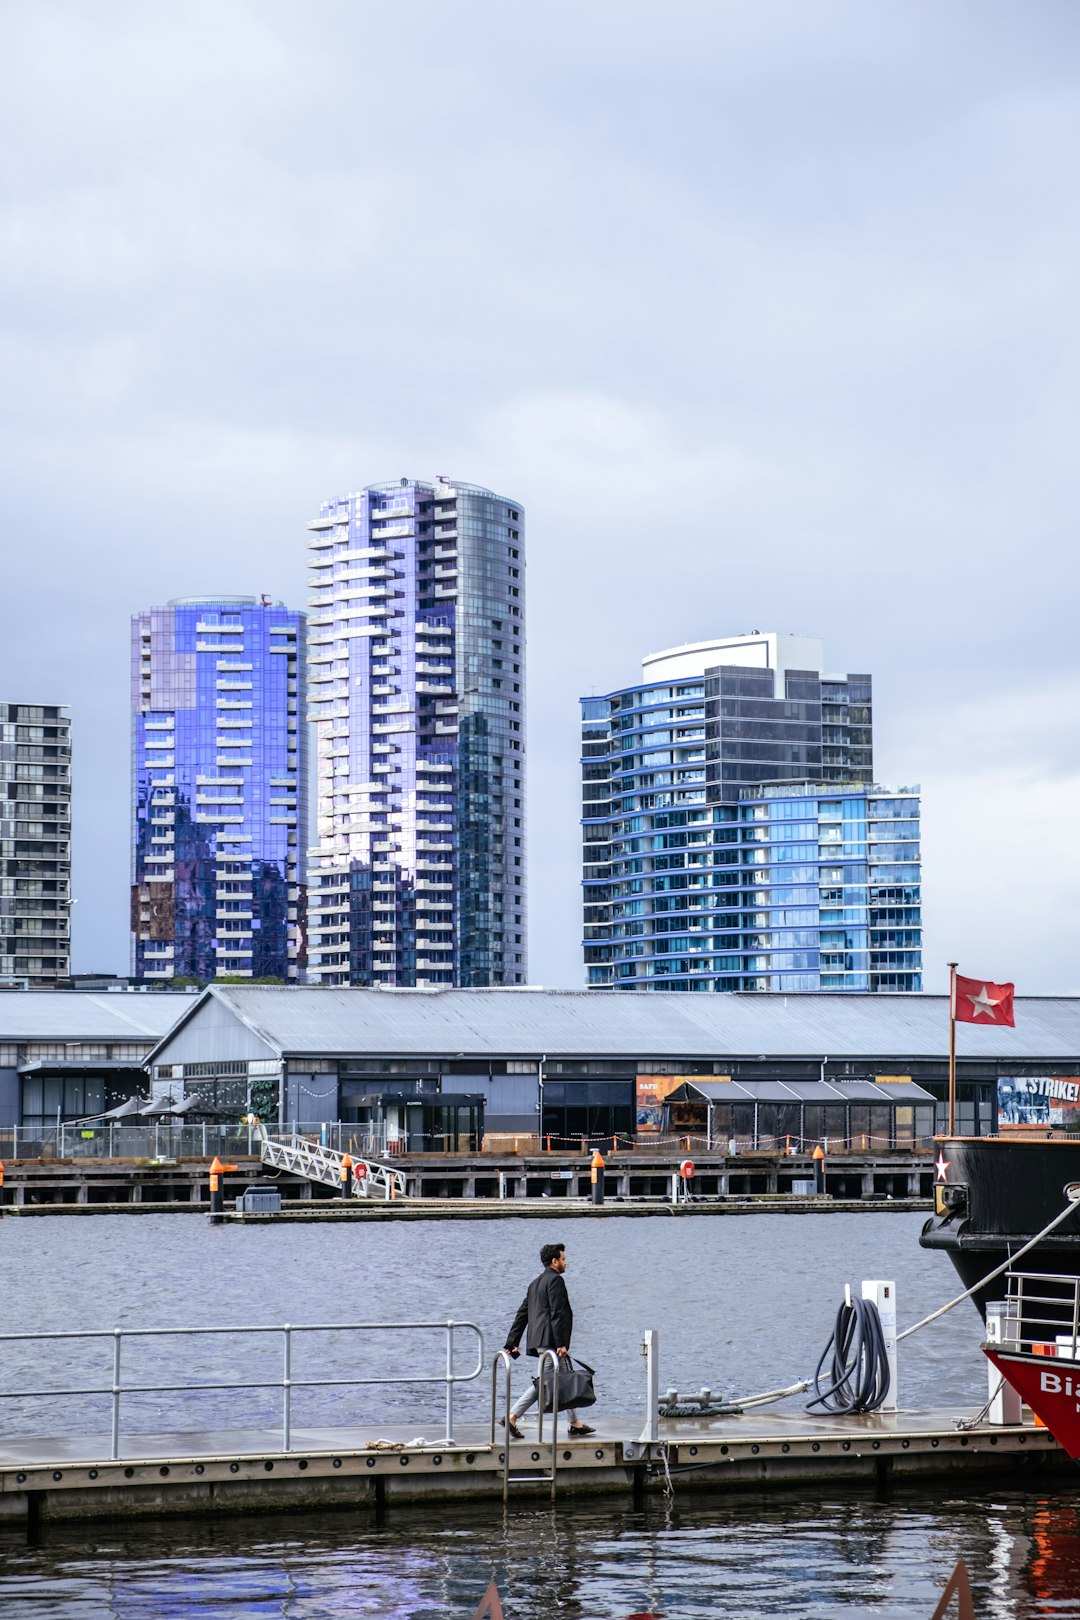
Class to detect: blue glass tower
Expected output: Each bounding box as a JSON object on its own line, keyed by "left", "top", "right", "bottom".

{"left": 131, "top": 597, "right": 307, "bottom": 983}
{"left": 305, "top": 477, "right": 526, "bottom": 987}
{"left": 582, "top": 634, "right": 921, "bottom": 992}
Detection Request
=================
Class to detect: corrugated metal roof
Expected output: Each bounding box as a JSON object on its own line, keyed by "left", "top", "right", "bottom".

{"left": 0, "top": 992, "right": 189, "bottom": 1043}
{"left": 670, "top": 1077, "right": 936, "bottom": 1103}
{"left": 153, "top": 986, "right": 1080, "bottom": 1063}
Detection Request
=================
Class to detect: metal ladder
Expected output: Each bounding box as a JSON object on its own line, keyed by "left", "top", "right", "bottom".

{"left": 490, "top": 1349, "right": 561, "bottom": 1504}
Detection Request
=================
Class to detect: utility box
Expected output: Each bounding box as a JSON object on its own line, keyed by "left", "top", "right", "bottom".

{"left": 790, "top": 1179, "right": 816, "bottom": 1196}
{"left": 861, "top": 1279, "right": 898, "bottom": 1411}
{"left": 236, "top": 1184, "right": 282, "bottom": 1214}
{"left": 986, "top": 1301, "right": 1023, "bottom": 1425}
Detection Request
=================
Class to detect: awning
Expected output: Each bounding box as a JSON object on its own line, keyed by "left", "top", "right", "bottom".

{"left": 666, "top": 1077, "right": 935, "bottom": 1104}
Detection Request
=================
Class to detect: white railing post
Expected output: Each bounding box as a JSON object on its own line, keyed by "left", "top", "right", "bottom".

{"left": 110, "top": 1329, "right": 122, "bottom": 1460}
{"left": 640, "top": 1329, "right": 660, "bottom": 1444}
{"left": 445, "top": 1320, "right": 454, "bottom": 1443}
{"left": 282, "top": 1324, "right": 292, "bottom": 1452}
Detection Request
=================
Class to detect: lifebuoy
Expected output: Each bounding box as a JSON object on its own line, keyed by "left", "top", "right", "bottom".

{"left": 680, "top": 1159, "right": 695, "bottom": 1179}
{"left": 353, "top": 1161, "right": 369, "bottom": 1181}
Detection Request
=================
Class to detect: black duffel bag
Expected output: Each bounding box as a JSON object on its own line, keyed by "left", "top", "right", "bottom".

{"left": 534, "top": 1354, "right": 597, "bottom": 1412}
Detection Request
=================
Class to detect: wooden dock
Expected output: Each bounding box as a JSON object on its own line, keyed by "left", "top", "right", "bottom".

{"left": 0, "top": 1408, "right": 1067, "bottom": 1524}
{"left": 0, "top": 1147, "right": 936, "bottom": 1210}
{"left": 1, "top": 1195, "right": 931, "bottom": 1220}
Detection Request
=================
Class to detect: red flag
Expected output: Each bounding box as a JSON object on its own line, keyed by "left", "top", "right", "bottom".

{"left": 953, "top": 973, "right": 1015, "bottom": 1026}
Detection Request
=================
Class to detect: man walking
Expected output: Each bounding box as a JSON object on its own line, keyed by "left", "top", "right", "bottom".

{"left": 502, "top": 1242, "right": 595, "bottom": 1439}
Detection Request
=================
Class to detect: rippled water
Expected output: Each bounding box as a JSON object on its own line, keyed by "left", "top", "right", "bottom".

{"left": 3, "top": 1489, "right": 1080, "bottom": 1617}
{"left": 1, "top": 1211, "right": 1069, "bottom": 1616}
{"left": 0, "top": 1211, "right": 985, "bottom": 1433}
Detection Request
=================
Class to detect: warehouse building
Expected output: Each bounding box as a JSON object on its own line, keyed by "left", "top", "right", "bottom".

{"left": 0, "top": 990, "right": 191, "bottom": 1130}
{"left": 141, "top": 986, "right": 1080, "bottom": 1148}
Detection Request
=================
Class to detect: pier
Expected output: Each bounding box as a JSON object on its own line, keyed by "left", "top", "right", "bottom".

{"left": 0, "top": 1410, "right": 1066, "bottom": 1525}
{"left": 0, "top": 1141, "right": 935, "bottom": 1211}
{"left": 0, "top": 1312, "right": 1069, "bottom": 1528}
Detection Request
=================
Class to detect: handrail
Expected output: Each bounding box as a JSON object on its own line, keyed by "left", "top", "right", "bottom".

{"left": 1004, "top": 1271, "right": 1080, "bottom": 1357}
{"left": 0, "top": 1319, "right": 484, "bottom": 1461}
{"left": 258, "top": 1128, "right": 407, "bottom": 1201}
{"left": 536, "top": 1347, "right": 561, "bottom": 1503}
{"left": 489, "top": 1348, "right": 559, "bottom": 1504}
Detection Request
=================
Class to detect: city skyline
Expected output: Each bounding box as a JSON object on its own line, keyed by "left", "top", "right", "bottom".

{"left": 3, "top": 5, "right": 1078, "bottom": 993}
{"left": 581, "top": 634, "right": 921, "bottom": 993}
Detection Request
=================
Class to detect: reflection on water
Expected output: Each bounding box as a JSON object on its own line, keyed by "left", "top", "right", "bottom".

{"left": 1, "top": 1487, "right": 1079, "bottom": 1618}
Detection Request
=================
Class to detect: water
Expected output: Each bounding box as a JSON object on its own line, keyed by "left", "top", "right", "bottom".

{"left": 1, "top": 1211, "right": 1075, "bottom": 1616}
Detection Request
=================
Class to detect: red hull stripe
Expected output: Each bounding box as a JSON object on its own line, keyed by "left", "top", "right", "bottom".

{"left": 984, "top": 1347, "right": 1080, "bottom": 1458}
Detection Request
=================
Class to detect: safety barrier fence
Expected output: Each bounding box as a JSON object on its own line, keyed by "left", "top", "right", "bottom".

{"left": 527, "top": 1132, "right": 938, "bottom": 1156}
{"left": 0, "top": 1124, "right": 938, "bottom": 1164}
{"left": 0, "top": 1319, "right": 485, "bottom": 1461}
{"left": 0, "top": 1124, "right": 259, "bottom": 1163}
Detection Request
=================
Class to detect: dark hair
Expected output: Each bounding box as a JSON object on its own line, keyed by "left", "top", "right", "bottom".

{"left": 540, "top": 1243, "right": 565, "bottom": 1267}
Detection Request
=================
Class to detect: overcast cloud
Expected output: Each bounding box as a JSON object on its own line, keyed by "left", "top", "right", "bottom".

{"left": 2, "top": 0, "right": 1079, "bottom": 991}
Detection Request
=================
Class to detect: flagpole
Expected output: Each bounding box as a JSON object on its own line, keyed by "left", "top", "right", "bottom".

{"left": 947, "top": 961, "right": 958, "bottom": 1136}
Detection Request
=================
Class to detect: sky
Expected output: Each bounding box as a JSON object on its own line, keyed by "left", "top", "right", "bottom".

{"left": 2, "top": 0, "right": 1079, "bottom": 993}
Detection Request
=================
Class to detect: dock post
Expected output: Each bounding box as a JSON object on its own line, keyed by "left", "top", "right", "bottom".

{"left": 340, "top": 1153, "right": 352, "bottom": 1198}
{"left": 209, "top": 1157, "right": 223, "bottom": 1225}
{"left": 110, "top": 1330, "right": 122, "bottom": 1459}
{"left": 640, "top": 1329, "right": 660, "bottom": 1444}
{"left": 813, "top": 1143, "right": 826, "bottom": 1194}
{"left": 282, "top": 1325, "right": 292, "bottom": 1452}
{"left": 591, "top": 1151, "right": 606, "bottom": 1206}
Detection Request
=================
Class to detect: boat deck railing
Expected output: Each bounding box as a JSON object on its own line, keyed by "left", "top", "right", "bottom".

{"left": 1002, "top": 1271, "right": 1080, "bottom": 1356}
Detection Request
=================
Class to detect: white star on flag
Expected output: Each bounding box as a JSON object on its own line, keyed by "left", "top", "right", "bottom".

{"left": 967, "top": 985, "right": 1002, "bottom": 1019}
{"left": 935, "top": 1151, "right": 951, "bottom": 1182}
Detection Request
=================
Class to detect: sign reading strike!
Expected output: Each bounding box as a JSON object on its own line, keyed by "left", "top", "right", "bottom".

{"left": 998, "top": 1075, "right": 1080, "bottom": 1129}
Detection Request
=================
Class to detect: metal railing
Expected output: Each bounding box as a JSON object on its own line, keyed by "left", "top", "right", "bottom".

{"left": 0, "top": 1124, "right": 259, "bottom": 1162}
{"left": 491, "top": 1348, "right": 560, "bottom": 1504}
{"left": 259, "top": 1131, "right": 407, "bottom": 1200}
{"left": 1004, "top": 1272, "right": 1080, "bottom": 1356}
{"left": 0, "top": 1319, "right": 485, "bottom": 1462}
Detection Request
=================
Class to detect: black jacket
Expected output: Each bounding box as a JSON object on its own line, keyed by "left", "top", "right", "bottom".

{"left": 505, "top": 1265, "right": 573, "bottom": 1357}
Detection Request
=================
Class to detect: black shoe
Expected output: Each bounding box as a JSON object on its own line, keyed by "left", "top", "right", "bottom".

{"left": 568, "top": 1422, "right": 595, "bottom": 1436}
{"left": 499, "top": 1416, "right": 525, "bottom": 1440}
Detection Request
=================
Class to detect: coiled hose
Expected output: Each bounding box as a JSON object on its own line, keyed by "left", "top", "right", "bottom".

{"left": 807, "top": 1294, "right": 890, "bottom": 1414}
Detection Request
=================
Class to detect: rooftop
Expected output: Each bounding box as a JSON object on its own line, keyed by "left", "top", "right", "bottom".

{"left": 150, "top": 987, "right": 1080, "bottom": 1063}
{"left": 0, "top": 991, "right": 191, "bottom": 1043}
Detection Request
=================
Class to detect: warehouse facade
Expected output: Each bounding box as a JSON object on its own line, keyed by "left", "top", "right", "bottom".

{"left": 142, "top": 986, "right": 1080, "bottom": 1147}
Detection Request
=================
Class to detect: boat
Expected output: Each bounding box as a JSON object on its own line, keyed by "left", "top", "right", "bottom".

{"left": 919, "top": 1136, "right": 1080, "bottom": 1318}
{"left": 981, "top": 1269, "right": 1080, "bottom": 1460}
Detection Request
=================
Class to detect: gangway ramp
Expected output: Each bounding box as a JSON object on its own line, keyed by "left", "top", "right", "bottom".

{"left": 258, "top": 1129, "right": 407, "bottom": 1200}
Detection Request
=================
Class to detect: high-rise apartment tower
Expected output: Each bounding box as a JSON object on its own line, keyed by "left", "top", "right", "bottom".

{"left": 0, "top": 703, "right": 72, "bottom": 986}
{"left": 305, "top": 477, "right": 526, "bottom": 986}
{"left": 131, "top": 597, "right": 307, "bottom": 983}
{"left": 581, "top": 634, "right": 921, "bottom": 992}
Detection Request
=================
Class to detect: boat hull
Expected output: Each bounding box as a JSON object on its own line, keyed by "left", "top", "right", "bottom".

{"left": 919, "top": 1137, "right": 1080, "bottom": 1319}
{"left": 984, "top": 1346, "right": 1080, "bottom": 1459}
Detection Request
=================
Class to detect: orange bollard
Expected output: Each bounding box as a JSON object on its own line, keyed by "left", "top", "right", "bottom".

{"left": 340, "top": 1152, "right": 353, "bottom": 1198}
{"left": 812, "top": 1142, "right": 826, "bottom": 1195}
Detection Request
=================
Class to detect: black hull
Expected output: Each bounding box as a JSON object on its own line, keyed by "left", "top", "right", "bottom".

{"left": 919, "top": 1136, "right": 1080, "bottom": 1320}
